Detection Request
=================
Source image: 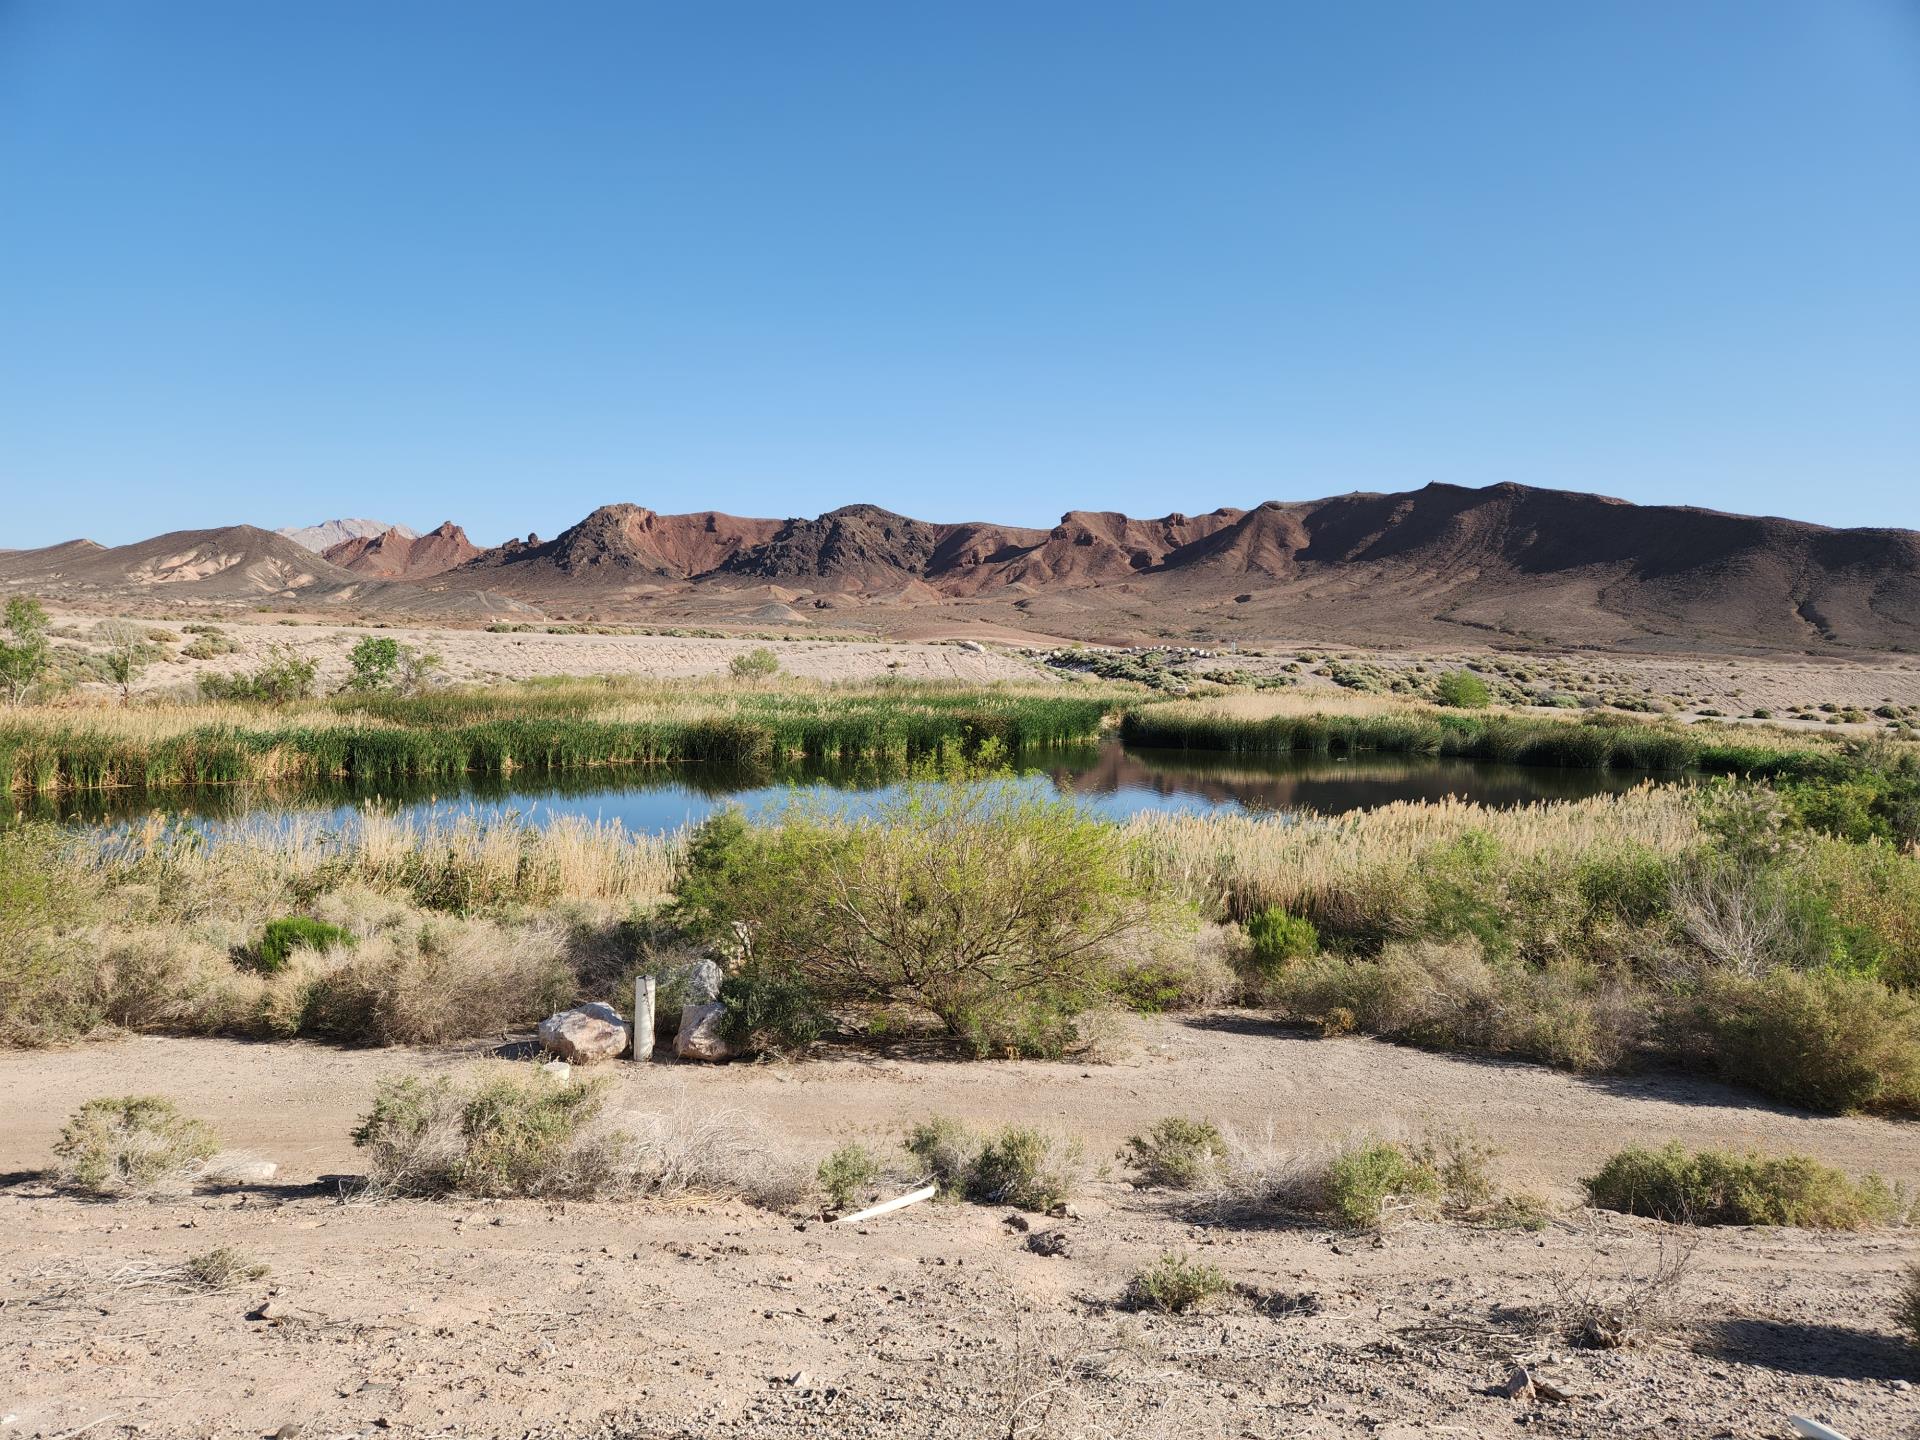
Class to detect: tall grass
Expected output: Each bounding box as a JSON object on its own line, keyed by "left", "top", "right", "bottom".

{"left": 1122, "top": 694, "right": 1853, "bottom": 778}
{"left": 1, "top": 678, "right": 1123, "bottom": 795}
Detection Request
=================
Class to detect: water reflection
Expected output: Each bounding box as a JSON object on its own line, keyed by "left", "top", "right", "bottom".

{"left": 18, "top": 740, "right": 1667, "bottom": 837}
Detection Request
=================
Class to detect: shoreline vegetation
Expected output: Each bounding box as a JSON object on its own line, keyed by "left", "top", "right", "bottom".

{"left": 1120, "top": 693, "right": 1861, "bottom": 780}
{"left": 0, "top": 678, "right": 1122, "bottom": 796}
{"left": 3, "top": 676, "right": 1916, "bottom": 1126}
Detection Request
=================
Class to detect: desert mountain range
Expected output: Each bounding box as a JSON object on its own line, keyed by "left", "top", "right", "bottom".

{"left": 6, "top": 483, "right": 1918, "bottom": 653}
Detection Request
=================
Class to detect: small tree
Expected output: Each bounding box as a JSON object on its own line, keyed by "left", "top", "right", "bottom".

{"left": 1435, "top": 670, "right": 1492, "bottom": 708}
{"left": 344, "top": 635, "right": 401, "bottom": 691}
{"left": 0, "top": 597, "right": 51, "bottom": 705}
{"left": 396, "top": 644, "right": 443, "bottom": 695}
{"left": 729, "top": 647, "right": 780, "bottom": 681}
{"left": 96, "top": 620, "right": 152, "bottom": 700}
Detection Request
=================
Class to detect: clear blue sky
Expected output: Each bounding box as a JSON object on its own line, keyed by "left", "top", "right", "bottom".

{"left": 3, "top": 1, "right": 1917, "bottom": 548}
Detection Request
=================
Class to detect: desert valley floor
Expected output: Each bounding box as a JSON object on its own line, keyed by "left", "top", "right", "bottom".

{"left": 2, "top": 1019, "right": 1915, "bottom": 1440}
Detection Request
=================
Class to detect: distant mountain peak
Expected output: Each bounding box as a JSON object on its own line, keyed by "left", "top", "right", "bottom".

{"left": 279, "top": 518, "right": 417, "bottom": 552}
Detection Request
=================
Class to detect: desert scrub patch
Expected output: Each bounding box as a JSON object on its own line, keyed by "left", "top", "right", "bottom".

{"left": 53, "top": 1096, "right": 219, "bottom": 1195}
{"left": 353, "top": 1070, "right": 622, "bottom": 1199}
{"left": 1322, "top": 1139, "right": 1443, "bottom": 1227}
{"left": 817, "top": 1141, "right": 883, "bottom": 1211}
{"left": 1126, "top": 1252, "right": 1229, "bottom": 1314}
{"left": 904, "top": 1116, "right": 1085, "bottom": 1212}
{"left": 1583, "top": 1141, "right": 1905, "bottom": 1230}
{"left": 253, "top": 916, "right": 356, "bottom": 973}
{"left": 1696, "top": 968, "right": 1920, "bottom": 1118}
{"left": 1126, "top": 1117, "right": 1229, "bottom": 1189}
{"left": 353, "top": 1069, "right": 808, "bottom": 1209}
{"left": 179, "top": 1246, "right": 269, "bottom": 1291}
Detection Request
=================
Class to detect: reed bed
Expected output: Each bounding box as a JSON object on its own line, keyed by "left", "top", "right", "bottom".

{"left": 1, "top": 678, "right": 1125, "bottom": 795}
{"left": 1126, "top": 786, "right": 1701, "bottom": 919}
{"left": 1122, "top": 696, "right": 1846, "bottom": 777}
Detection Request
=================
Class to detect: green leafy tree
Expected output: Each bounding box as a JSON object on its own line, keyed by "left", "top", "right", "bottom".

{"left": 1434, "top": 670, "right": 1492, "bottom": 709}
{"left": 0, "top": 597, "right": 51, "bottom": 705}
{"left": 344, "top": 635, "right": 401, "bottom": 691}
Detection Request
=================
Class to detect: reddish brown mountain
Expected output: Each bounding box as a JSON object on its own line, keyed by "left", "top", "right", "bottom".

{"left": 9, "top": 483, "right": 1919, "bottom": 651}
{"left": 422, "top": 484, "right": 1920, "bottom": 652}
{"left": 323, "top": 521, "right": 480, "bottom": 579}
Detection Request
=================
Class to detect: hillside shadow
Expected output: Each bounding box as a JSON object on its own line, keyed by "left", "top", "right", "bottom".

{"left": 1696, "top": 1318, "right": 1920, "bottom": 1381}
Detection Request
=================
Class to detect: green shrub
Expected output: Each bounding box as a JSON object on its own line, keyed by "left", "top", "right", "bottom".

{"left": 1245, "top": 907, "right": 1318, "bottom": 977}
{"left": 1126, "top": 1117, "right": 1228, "bottom": 1189}
{"left": 717, "top": 965, "right": 829, "bottom": 1055}
{"left": 1700, "top": 969, "right": 1920, "bottom": 1116}
{"left": 1434, "top": 671, "right": 1492, "bottom": 709}
{"left": 53, "top": 1096, "right": 219, "bottom": 1194}
{"left": 904, "top": 1116, "right": 1083, "bottom": 1211}
{"left": 904, "top": 1115, "right": 980, "bottom": 1196}
{"left": 1323, "top": 1139, "right": 1442, "bottom": 1227}
{"left": 198, "top": 646, "right": 317, "bottom": 705}
{"left": 255, "top": 916, "right": 356, "bottom": 974}
{"left": 352, "top": 1070, "right": 620, "bottom": 1198}
{"left": 970, "top": 1126, "right": 1084, "bottom": 1211}
{"left": 669, "top": 786, "right": 1164, "bottom": 1058}
{"left": 728, "top": 647, "right": 780, "bottom": 680}
{"left": 818, "top": 1142, "right": 882, "bottom": 1211}
{"left": 1584, "top": 1141, "right": 1903, "bottom": 1229}
{"left": 1127, "top": 1252, "right": 1228, "bottom": 1314}
{"left": 345, "top": 636, "right": 401, "bottom": 691}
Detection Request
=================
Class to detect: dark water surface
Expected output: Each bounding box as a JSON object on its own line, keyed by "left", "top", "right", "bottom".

{"left": 27, "top": 741, "right": 1668, "bottom": 837}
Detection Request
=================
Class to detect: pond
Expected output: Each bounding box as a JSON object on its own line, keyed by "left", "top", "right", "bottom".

{"left": 23, "top": 740, "right": 1670, "bottom": 836}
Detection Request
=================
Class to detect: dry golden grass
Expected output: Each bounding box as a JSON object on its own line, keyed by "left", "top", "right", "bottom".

{"left": 1126, "top": 785, "right": 1700, "bottom": 918}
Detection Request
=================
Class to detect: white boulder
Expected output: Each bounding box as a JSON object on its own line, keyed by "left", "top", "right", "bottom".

{"left": 537, "top": 1002, "right": 630, "bottom": 1064}
{"left": 674, "top": 1001, "right": 738, "bottom": 1061}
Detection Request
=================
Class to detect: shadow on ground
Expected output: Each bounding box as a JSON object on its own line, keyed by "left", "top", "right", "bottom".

{"left": 1696, "top": 1317, "right": 1920, "bottom": 1381}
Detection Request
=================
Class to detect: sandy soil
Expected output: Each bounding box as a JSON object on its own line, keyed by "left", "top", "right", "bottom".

{"left": 3, "top": 1019, "right": 1916, "bottom": 1439}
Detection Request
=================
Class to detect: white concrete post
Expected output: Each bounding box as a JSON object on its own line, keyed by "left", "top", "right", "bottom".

{"left": 632, "top": 974, "right": 656, "bottom": 1062}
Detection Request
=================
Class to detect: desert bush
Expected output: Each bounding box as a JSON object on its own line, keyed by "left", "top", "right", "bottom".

{"left": 1434, "top": 671, "right": 1492, "bottom": 709}
{"left": 818, "top": 1142, "right": 882, "bottom": 1211}
{"left": 728, "top": 647, "right": 781, "bottom": 680}
{"left": 1126, "top": 1253, "right": 1229, "bottom": 1314}
{"left": 53, "top": 1096, "right": 219, "bottom": 1194}
{"left": 1697, "top": 968, "right": 1920, "bottom": 1117}
{"left": 904, "top": 1116, "right": 1084, "bottom": 1211}
{"left": 197, "top": 646, "right": 317, "bottom": 705}
{"left": 1126, "top": 1117, "right": 1228, "bottom": 1189}
{"left": 1322, "top": 1139, "right": 1443, "bottom": 1227}
{"left": 717, "top": 965, "right": 830, "bottom": 1055}
{"left": 670, "top": 787, "right": 1168, "bottom": 1057}
{"left": 353, "top": 1070, "right": 622, "bottom": 1199}
{"left": 1274, "top": 938, "right": 1650, "bottom": 1072}
{"left": 1107, "top": 922, "right": 1238, "bottom": 1012}
{"left": 904, "top": 1115, "right": 981, "bottom": 1195}
{"left": 268, "top": 915, "right": 576, "bottom": 1046}
{"left": 627, "top": 1105, "right": 814, "bottom": 1210}
{"left": 1584, "top": 1141, "right": 1904, "bottom": 1229}
{"left": 971, "top": 1126, "right": 1084, "bottom": 1211}
{"left": 180, "top": 1246, "right": 269, "bottom": 1291}
{"left": 254, "top": 915, "right": 356, "bottom": 973}
{"left": 1245, "top": 906, "right": 1318, "bottom": 978}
